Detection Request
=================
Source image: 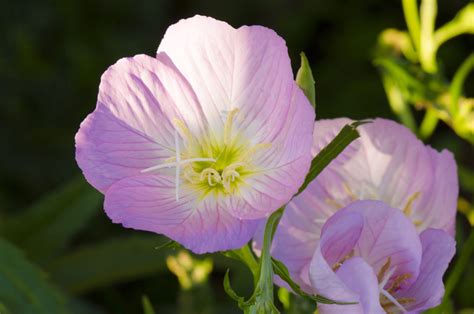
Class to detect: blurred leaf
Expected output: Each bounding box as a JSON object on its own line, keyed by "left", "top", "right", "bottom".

{"left": 450, "top": 54, "right": 474, "bottom": 114}
{"left": 381, "top": 74, "right": 417, "bottom": 132}
{"left": 419, "top": 107, "right": 439, "bottom": 140}
{"left": 459, "top": 165, "right": 474, "bottom": 193}
{"left": 141, "top": 295, "right": 156, "bottom": 314}
{"left": 296, "top": 52, "right": 316, "bottom": 109}
{"left": 458, "top": 198, "right": 474, "bottom": 226}
{"left": 434, "top": 3, "right": 474, "bottom": 49}
{"left": 1, "top": 177, "right": 101, "bottom": 262}
{"left": 297, "top": 120, "right": 368, "bottom": 195}
{"left": 48, "top": 235, "right": 168, "bottom": 294}
{"left": 0, "top": 238, "right": 69, "bottom": 314}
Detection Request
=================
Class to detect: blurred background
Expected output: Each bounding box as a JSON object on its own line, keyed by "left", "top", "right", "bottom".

{"left": 0, "top": 0, "right": 472, "bottom": 313}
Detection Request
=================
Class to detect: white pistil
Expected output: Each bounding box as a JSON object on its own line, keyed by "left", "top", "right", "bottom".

{"left": 140, "top": 129, "right": 216, "bottom": 202}
{"left": 140, "top": 158, "right": 216, "bottom": 173}
{"left": 379, "top": 267, "right": 408, "bottom": 313}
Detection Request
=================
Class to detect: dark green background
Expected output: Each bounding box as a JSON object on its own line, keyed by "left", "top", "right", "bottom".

{"left": 0, "top": 0, "right": 472, "bottom": 313}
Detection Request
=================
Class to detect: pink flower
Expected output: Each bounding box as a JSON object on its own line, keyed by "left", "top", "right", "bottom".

{"left": 265, "top": 118, "right": 457, "bottom": 290}
{"left": 310, "top": 200, "right": 455, "bottom": 313}
{"left": 75, "top": 16, "right": 315, "bottom": 253}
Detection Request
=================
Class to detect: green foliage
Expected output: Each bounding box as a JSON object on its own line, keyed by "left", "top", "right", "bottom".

{"left": 297, "top": 120, "right": 368, "bottom": 195}
{"left": 0, "top": 177, "right": 101, "bottom": 262}
{"left": 375, "top": 0, "right": 474, "bottom": 143}
{"left": 142, "top": 295, "right": 156, "bottom": 314}
{"left": 48, "top": 235, "right": 168, "bottom": 294}
{"left": 296, "top": 52, "right": 316, "bottom": 109}
{"left": 0, "top": 238, "right": 69, "bottom": 314}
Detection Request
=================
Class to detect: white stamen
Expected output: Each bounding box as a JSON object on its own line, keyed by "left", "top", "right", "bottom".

{"left": 380, "top": 289, "right": 408, "bottom": 313}
{"left": 140, "top": 129, "right": 216, "bottom": 202}
{"left": 379, "top": 267, "right": 408, "bottom": 313}
{"left": 379, "top": 267, "right": 396, "bottom": 290}
{"left": 140, "top": 158, "right": 216, "bottom": 173}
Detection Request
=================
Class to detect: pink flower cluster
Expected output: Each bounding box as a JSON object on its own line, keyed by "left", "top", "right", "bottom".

{"left": 75, "top": 16, "right": 458, "bottom": 313}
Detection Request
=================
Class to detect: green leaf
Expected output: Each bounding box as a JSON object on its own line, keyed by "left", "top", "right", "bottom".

{"left": 296, "top": 52, "right": 316, "bottom": 109}
{"left": 141, "top": 295, "right": 156, "bottom": 314}
{"left": 449, "top": 54, "right": 474, "bottom": 114}
{"left": 0, "top": 238, "right": 69, "bottom": 314}
{"left": 48, "top": 235, "right": 168, "bottom": 294}
{"left": 223, "top": 269, "right": 245, "bottom": 305}
{"left": 1, "top": 177, "right": 101, "bottom": 262}
{"left": 224, "top": 244, "right": 259, "bottom": 283}
{"left": 297, "top": 120, "right": 369, "bottom": 195}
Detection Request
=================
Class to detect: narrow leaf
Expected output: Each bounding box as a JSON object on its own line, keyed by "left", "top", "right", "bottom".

{"left": 223, "top": 269, "right": 245, "bottom": 305}
{"left": 1, "top": 177, "right": 101, "bottom": 262}
{"left": 0, "top": 238, "right": 69, "bottom": 314}
{"left": 48, "top": 235, "right": 168, "bottom": 294}
{"left": 297, "top": 120, "right": 369, "bottom": 195}
{"left": 142, "top": 295, "right": 156, "bottom": 314}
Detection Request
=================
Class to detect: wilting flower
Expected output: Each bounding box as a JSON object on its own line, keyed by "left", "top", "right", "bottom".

{"left": 309, "top": 200, "right": 455, "bottom": 313}
{"left": 265, "top": 118, "right": 457, "bottom": 290}
{"left": 75, "top": 16, "right": 315, "bottom": 253}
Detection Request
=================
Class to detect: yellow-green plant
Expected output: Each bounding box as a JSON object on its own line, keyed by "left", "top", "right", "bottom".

{"left": 375, "top": 0, "right": 474, "bottom": 143}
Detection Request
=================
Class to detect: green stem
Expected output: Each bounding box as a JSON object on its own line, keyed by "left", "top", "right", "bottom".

{"left": 402, "top": 0, "right": 421, "bottom": 52}
{"left": 381, "top": 74, "right": 417, "bottom": 132}
{"left": 419, "top": 108, "right": 439, "bottom": 139}
{"left": 449, "top": 54, "right": 474, "bottom": 115}
{"left": 434, "top": 3, "right": 474, "bottom": 50}
{"left": 419, "top": 0, "right": 438, "bottom": 73}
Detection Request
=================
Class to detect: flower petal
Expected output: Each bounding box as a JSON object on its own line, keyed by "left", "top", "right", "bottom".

{"left": 413, "top": 149, "right": 458, "bottom": 235}
{"left": 343, "top": 200, "right": 422, "bottom": 286}
{"left": 104, "top": 174, "right": 260, "bottom": 253}
{"left": 234, "top": 87, "right": 314, "bottom": 219}
{"left": 157, "top": 15, "right": 302, "bottom": 144}
{"left": 76, "top": 53, "right": 206, "bottom": 192}
{"left": 308, "top": 210, "right": 364, "bottom": 295}
{"left": 397, "top": 228, "right": 455, "bottom": 312}
{"left": 318, "top": 257, "right": 385, "bottom": 314}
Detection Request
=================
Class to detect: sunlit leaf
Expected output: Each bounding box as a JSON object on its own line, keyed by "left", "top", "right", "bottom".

{"left": 296, "top": 52, "right": 316, "bottom": 109}
{"left": 297, "top": 120, "right": 369, "bottom": 195}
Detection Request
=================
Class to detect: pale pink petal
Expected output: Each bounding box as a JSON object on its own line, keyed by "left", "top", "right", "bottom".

{"left": 157, "top": 15, "right": 300, "bottom": 143}
{"left": 398, "top": 228, "right": 455, "bottom": 312}
{"left": 413, "top": 150, "right": 458, "bottom": 235}
{"left": 76, "top": 53, "right": 206, "bottom": 192}
{"left": 317, "top": 257, "right": 385, "bottom": 314}
{"left": 234, "top": 87, "right": 314, "bottom": 219}
{"left": 344, "top": 200, "right": 422, "bottom": 285}
{"left": 104, "top": 174, "right": 260, "bottom": 253}
{"left": 308, "top": 210, "right": 364, "bottom": 297}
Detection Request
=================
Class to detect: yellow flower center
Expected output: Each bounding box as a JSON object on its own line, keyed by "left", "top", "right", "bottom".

{"left": 141, "top": 109, "right": 270, "bottom": 201}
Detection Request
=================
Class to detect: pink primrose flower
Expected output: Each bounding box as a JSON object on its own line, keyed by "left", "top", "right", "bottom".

{"left": 75, "top": 16, "right": 315, "bottom": 253}
{"left": 310, "top": 200, "right": 455, "bottom": 313}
